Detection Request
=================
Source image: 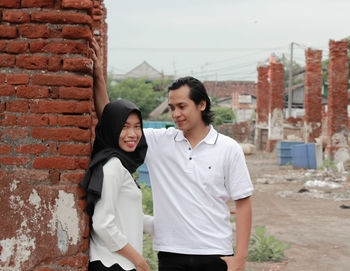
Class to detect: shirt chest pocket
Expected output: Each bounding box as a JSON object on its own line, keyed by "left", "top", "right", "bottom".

{"left": 201, "top": 165, "right": 226, "bottom": 197}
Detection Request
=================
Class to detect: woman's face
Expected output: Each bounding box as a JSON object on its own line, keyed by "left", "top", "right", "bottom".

{"left": 118, "top": 112, "right": 142, "bottom": 152}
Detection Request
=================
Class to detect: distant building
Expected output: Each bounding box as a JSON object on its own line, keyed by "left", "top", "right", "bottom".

{"left": 112, "top": 61, "right": 174, "bottom": 82}
{"left": 204, "top": 81, "right": 257, "bottom": 122}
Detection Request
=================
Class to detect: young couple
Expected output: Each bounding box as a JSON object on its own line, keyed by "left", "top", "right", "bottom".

{"left": 81, "top": 38, "right": 253, "bottom": 271}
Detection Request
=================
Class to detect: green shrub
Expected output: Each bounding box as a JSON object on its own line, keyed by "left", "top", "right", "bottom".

{"left": 246, "top": 226, "right": 290, "bottom": 262}
{"left": 140, "top": 183, "right": 158, "bottom": 270}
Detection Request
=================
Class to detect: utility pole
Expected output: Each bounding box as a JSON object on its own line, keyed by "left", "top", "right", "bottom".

{"left": 287, "top": 42, "right": 293, "bottom": 118}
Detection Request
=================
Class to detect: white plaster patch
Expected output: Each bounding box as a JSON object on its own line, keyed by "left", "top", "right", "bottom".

{"left": 29, "top": 189, "right": 41, "bottom": 210}
{"left": 268, "top": 108, "right": 284, "bottom": 139}
{"left": 331, "top": 131, "right": 348, "bottom": 146}
{"left": 0, "top": 234, "right": 36, "bottom": 270}
{"left": 334, "top": 147, "right": 350, "bottom": 164}
{"left": 10, "top": 179, "right": 19, "bottom": 192}
{"left": 49, "top": 191, "right": 80, "bottom": 246}
{"left": 304, "top": 121, "right": 321, "bottom": 141}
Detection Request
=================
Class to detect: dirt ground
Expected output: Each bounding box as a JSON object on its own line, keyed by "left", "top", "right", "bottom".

{"left": 232, "top": 151, "right": 350, "bottom": 271}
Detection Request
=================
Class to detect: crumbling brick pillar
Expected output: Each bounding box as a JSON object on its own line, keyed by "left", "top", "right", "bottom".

{"left": 0, "top": 0, "right": 107, "bottom": 270}
{"left": 304, "top": 48, "right": 323, "bottom": 142}
{"left": 255, "top": 65, "right": 269, "bottom": 150}
{"left": 267, "top": 62, "right": 284, "bottom": 152}
{"left": 326, "top": 39, "right": 349, "bottom": 163}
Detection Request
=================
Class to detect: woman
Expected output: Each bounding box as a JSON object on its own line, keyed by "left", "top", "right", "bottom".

{"left": 80, "top": 99, "right": 152, "bottom": 271}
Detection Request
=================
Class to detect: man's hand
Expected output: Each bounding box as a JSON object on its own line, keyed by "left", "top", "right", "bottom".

{"left": 220, "top": 255, "right": 246, "bottom": 271}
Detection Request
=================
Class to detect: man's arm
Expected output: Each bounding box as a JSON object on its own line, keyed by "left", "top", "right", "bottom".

{"left": 91, "top": 38, "right": 109, "bottom": 119}
{"left": 221, "top": 196, "right": 252, "bottom": 271}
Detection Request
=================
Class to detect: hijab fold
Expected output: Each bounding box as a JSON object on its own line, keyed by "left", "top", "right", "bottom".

{"left": 80, "top": 99, "right": 147, "bottom": 217}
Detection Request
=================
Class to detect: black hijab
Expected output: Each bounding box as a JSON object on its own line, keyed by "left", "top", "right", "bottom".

{"left": 80, "top": 99, "right": 148, "bottom": 217}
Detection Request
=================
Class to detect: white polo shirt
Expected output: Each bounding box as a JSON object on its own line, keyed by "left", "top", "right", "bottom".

{"left": 144, "top": 126, "right": 253, "bottom": 255}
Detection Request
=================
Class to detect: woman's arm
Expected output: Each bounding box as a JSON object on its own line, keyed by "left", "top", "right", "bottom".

{"left": 117, "top": 243, "right": 150, "bottom": 271}
{"left": 90, "top": 38, "right": 109, "bottom": 119}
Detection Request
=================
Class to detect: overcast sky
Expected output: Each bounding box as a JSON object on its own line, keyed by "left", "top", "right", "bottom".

{"left": 104, "top": 0, "right": 350, "bottom": 81}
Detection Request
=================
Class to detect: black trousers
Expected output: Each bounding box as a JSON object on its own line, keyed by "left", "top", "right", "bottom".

{"left": 158, "top": 252, "right": 228, "bottom": 271}
{"left": 88, "top": 260, "right": 136, "bottom": 271}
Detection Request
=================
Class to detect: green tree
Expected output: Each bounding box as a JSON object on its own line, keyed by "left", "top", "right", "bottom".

{"left": 212, "top": 106, "right": 235, "bottom": 126}
{"left": 107, "top": 78, "right": 161, "bottom": 119}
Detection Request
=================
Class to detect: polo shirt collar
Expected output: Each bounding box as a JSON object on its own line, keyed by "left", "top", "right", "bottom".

{"left": 174, "top": 125, "right": 219, "bottom": 145}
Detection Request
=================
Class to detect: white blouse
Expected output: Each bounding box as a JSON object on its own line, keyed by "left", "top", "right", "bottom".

{"left": 89, "top": 157, "right": 153, "bottom": 270}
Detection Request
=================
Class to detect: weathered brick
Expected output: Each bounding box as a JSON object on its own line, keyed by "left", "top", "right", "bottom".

{"left": 57, "top": 255, "right": 89, "bottom": 268}
{"left": 0, "top": 40, "right": 5, "bottom": 52}
{"left": 49, "top": 28, "right": 64, "bottom": 39}
{"left": 6, "top": 100, "right": 29, "bottom": 112}
{"left": 0, "top": 25, "right": 17, "bottom": 38}
{"left": 0, "top": 0, "right": 20, "bottom": 8}
{"left": 0, "top": 85, "right": 15, "bottom": 96}
{"left": 17, "top": 114, "right": 49, "bottom": 127}
{"left": 31, "top": 74, "right": 93, "bottom": 87}
{"left": 48, "top": 56, "right": 61, "bottom": 72}
{"left": 29, "top": 41, "right": 47, "bottom": 53}
{"left": 49, "top": 169, "right": 60, "bottom": 184}
{"left": 33, "top": 157, "right": 90, "bottom": 169}
{"left": 0, "top": 54, "right": 15, "bottom": 67}
{"left": 31, "top": 11, "right": 92, "bottom": 25}
{"left": 4, "top": 128, "right": 28, "bottom": 139}
{"left": 0, "top": 73, "right": 5, "bottom": 83}
{"left": 0, "top": 102, "right": 5, "bottom": 112}
{"left": 62, "top": 26, "right": 92, "bottom": 40}
{"left": 59, "top": 87, "right": 92, "bottom": 100}
{"left": 62, "top": 0, "right": 93, "bottom": 9}
{"left": 30, "top": 101, "right": 91, "bottom": 114}
{"left": 18, "top": 24, "right": 50, "bottom": 39}
{"left": 31, "top": 127, "right": 90, "bottom": 142}
{"left": 63, "top": 58, "right": 93, "bottom": 74}
{"left": 0, "top": 144, "right": 11, "bottom": 154}
{"left": 59, "top": 144, "right": 91, "bottom": 156}
{"left": 21, "top": 0, "right": 54, "bottom": 8}
{"left": 60, "top": 171, "right": 85, "bottom": 184}
{"left": 17, "top": 86, "right": 49, "bottom": 99}
{"left": 16, "top": 55, "right": 47, "bottom": 70}
{"left": 6, "top": 74, "right": 29, "bottom": 85}
{"left": 29, "top": 41, "right": 88, "bottom": 55}
{"left": 7, "top": 41, "right": 28, "bottom": 53}
{"left": 48, "top": 142, "right": 58, "bottom": 154}
{"left": 15, "top": 144, "right": 47, "bottom": 154}
{"left": 0, "top": 156, "right": 30, "bottom": 165}
{"left": 58, "top": 115, "right": 91, "bottom": 128}
{"left": 13, "top": 169, "right": 49, "bottom": 182}
{"left": 2, "top": 10, "right": 30, "bottom": 23}
{"left": 48, "top": 115, "right": 58, "bottom": 126}
{"left": 0, "top": 113, "right": 16, "bottom": 126}
{"left": 49, "top": 87, "right": 59, "bottom": 99}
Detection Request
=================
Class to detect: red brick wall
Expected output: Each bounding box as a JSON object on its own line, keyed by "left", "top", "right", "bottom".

{"left": 204, "top": 81, "right": 256, "bottom": 98}
{"left": 267, "top": 62, "right": 284, "bottom": 152}
{"left": 326, "top": 39, "right": 349, "bottom": 162}
{"left": 304, "top": 48, "right": 322, "bottom": 142}
{"left": 0, "top": 1, "right": 107, "bottom": 270}
{"left": 256, "top": 66, "right": 269, "bottom": 125}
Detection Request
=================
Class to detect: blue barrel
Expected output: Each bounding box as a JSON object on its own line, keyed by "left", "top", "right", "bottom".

{"left": 277, "top": 141, "right": 304, "bottom": 165}
{"left": 138, "top": 163, "right": 151, "bottom": 187}
{"left": 291, "top": 143, "right": 317, "bottom": 169}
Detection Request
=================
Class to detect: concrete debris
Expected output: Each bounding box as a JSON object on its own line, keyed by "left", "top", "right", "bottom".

{"left": 257, "top": 167, "right": 350, "bottom": 201}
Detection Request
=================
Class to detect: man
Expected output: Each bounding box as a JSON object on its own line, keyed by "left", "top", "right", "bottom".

{"left": 91, "top": 39, "right": 253, "bottom": 271}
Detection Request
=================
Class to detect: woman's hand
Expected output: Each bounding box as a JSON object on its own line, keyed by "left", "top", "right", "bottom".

{"left": 117, "top": 243, "right": 151, "bottom": 271}
{"left": 90, "top": 37, "right": 104, "bottom": 77}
